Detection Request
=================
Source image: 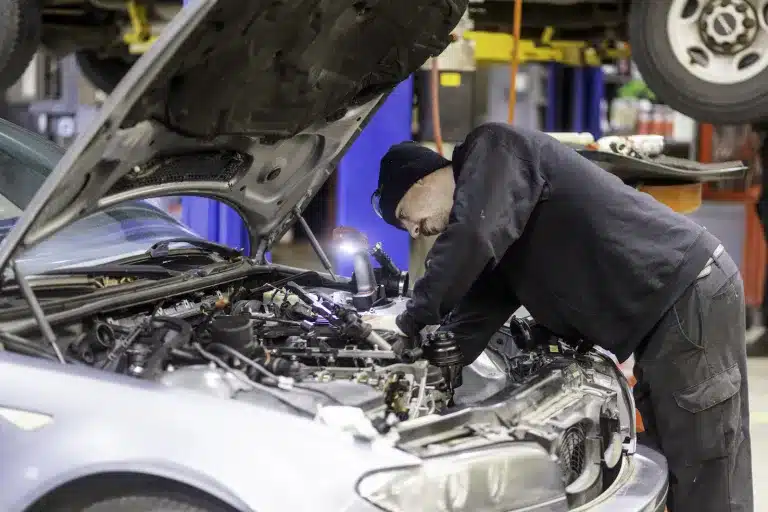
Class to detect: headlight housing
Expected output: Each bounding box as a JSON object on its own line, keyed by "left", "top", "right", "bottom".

{"left": 356, "top": 442, "right": 566, "bottom": 512}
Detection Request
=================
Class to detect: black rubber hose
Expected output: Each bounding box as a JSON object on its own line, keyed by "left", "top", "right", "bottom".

{"left": 0, "top": 332, "right": 71, "bottom": 363}
{"left": 141, "top": 317, "right": 193, "bottom": 380}
{"left": 249, "top": 271, "right": 319, "bottom": 294}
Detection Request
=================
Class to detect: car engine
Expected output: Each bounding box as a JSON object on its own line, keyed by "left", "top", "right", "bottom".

{"left": 27, "top": 242, "right": 635, "bottom": 509}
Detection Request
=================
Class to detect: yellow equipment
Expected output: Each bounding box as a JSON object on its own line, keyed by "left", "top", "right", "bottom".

{"left": 465, "top": 28, "right": 631, "bottom": 67}
{"left": 123, "top": 0, "right": 159, "bottom": 54}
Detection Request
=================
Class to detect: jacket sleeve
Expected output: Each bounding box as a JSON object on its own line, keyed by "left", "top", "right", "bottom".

{"left": 436, "top": 270, "right": 522, "bottom": 365}
{"left": 396, "top": 126, "right": 546, "bottom": 337}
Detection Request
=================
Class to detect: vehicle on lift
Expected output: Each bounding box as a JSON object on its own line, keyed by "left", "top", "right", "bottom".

{"left": 0, "top": 0, "right": 181, "bottom": 93}
{"left": 1, "top": 0, "right": 768, "bottom": 124}
{"left": 0, "top": 1, "right": 743, "bottom": 511}
{"left": 471, "top": 0, "right": 768, "bottom": 125}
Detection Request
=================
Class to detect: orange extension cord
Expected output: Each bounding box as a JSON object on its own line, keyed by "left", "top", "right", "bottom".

{"left": 508, "top": 0, "right": 524, "bottom": 124}
{"left": 430, "top": 0, "right": 523, "bottom": 157}
{"left": 430, "top": 57, "right": 445, "bottom": 156}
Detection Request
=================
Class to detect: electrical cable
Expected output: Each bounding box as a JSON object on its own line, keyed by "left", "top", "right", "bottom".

{"left": 209, "top": 342, "right": 281, "bottom": 380}
{"left": 249, "top": 271, "right": 319, "bottom": 294}
{"left": 292, "top": 382, "right": 343, "bottom": 405}
{"left": 207, "top": 342, "right": 342, "bottom": 405}
{"left": 411, "top": 370, "right": 428, "bottom": 419}
{"left": 508, "top": 0, "right": 524, "bottom": 124}
{"left": 429, "top": 57, "right": 445, "bottom": 156}
{"left": 193, "top": 342, "right": 314, "bottom": 418}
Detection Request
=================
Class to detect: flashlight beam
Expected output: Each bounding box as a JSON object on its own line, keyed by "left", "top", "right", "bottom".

{"left": 293, "top": 207, "right": 338, "bottom": 282}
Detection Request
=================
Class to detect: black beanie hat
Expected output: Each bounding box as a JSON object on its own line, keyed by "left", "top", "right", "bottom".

{"left": 371, "top": 142, "right": 452, "bottom": 229}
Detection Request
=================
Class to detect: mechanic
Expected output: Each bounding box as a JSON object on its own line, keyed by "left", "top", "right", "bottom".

{"left": 369, "top": 123, "right": 752, "bottom": 512}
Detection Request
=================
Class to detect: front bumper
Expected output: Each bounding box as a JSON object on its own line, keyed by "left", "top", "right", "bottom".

{"left": 576, "top": 445, "right": 669, "bottom": 512}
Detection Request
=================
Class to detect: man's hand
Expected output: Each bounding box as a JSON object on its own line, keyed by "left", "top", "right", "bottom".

{"left": 361, "top": 314, "right": 405, "bottom": 336}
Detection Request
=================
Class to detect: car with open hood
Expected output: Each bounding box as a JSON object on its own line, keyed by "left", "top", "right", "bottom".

{"left": 0, "top": 1, "right": 747, "bottom": 511}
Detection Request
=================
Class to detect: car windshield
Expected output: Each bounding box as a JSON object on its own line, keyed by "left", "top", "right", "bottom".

{"left": 0, "top": 121, "right": 204, "bottom": 277}
{"left": 15, "top": 202, "right": 204, "bottom": 276}
{"left": 0, "top": 141, "right": 54, "bottom": 222}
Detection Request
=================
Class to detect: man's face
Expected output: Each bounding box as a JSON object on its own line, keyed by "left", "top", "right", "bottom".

{"left": 395, "top": 166, "right": 455, "bottom": 238}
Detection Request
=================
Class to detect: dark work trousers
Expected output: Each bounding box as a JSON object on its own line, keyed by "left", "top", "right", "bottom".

{"left": 633, "top": 246, "right": 753, "bottom": 512}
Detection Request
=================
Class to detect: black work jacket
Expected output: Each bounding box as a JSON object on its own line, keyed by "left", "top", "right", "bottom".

{"left": 397, "top": 123, "right": 719, "bottom": 363}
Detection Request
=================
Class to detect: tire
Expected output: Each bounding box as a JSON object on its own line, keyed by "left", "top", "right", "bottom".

{"left": 75, "top": 50, "right": 136, "bottom": 94}
{"left": 31, "top": 477, "right": 238, "bottom": 512}
{"left": 81, "top": 495, "right": 231, "bottom": 512}
{"left": 630, "top": 0, "right": 768, "bottom": 124}
{"left": 0, "top": 0, "right": 42, "bottom": 89}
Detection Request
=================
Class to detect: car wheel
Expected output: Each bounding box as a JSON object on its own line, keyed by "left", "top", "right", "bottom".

{"left": 0, "top": 0, "right": 42, "bottom": 89}
{"left": 630, "top": 0, "right": 768, "bottom": 124}
{"left": 80, "top": 495, "right": 232, "bottom": 512}
{"left": 75, "top": 50, "right": 136, "bottom": 94}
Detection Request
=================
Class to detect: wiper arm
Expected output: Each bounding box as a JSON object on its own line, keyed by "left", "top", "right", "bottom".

{"left": 148, "top": 237, "right": 242, "bottom": 260}
{"left": 0, "top": 265, "right": 181, "bottom": 296}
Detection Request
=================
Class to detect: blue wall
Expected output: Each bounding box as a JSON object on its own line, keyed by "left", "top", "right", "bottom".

{"left": 335, "top": 77, "right": 413, "bottom": 276}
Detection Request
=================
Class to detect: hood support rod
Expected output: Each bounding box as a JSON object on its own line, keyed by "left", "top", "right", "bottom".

{"left": 293, "top": 207, "right": 338, "bottom": 282}
{"left": 11, "top": 262, "right": 66, "bottom": 363}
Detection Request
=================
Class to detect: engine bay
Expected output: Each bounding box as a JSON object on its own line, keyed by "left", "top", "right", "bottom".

{"left": 2, "top": 241, "right": 637, "bottom": 508}
{"left": 66, "top": 280, "right": 457, "bottom": 421}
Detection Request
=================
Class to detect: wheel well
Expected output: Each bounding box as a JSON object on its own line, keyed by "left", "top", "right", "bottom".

{"left": 26, "top": 472, "right": 239, "bottom": 512}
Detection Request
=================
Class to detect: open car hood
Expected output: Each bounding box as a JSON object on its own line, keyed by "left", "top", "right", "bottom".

{"left": 0, "top": 0, "right": 466, "bottom": 270}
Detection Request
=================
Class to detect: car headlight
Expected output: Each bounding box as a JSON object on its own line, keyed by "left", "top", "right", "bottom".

{"left": 356, "top": 442, "right": 566, "bottom": 512}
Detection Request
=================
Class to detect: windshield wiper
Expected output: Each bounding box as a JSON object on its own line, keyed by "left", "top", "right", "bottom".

{"left": 0, "top": 264, "right": 181, "bottom": 298}
{"left": 147, "top": 237, "right": 243, "bottom": 260}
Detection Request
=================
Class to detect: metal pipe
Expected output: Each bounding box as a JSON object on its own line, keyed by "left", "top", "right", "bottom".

{"left": 293, "top": 207, "right": 338, "bottom": 282}
{"left": 366, "top": 330, "right": 393, "bottom": 351}
{"left": 351, "top": 250, "right": 376, "bottom": 294}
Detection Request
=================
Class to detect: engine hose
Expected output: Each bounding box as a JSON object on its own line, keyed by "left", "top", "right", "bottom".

{"left": 249, "top": 271, "right": 320, "bottom": 294}
{"left": 351, "top": 251, "right": 377, "bottom": 295}
{"left": 508, "top": 0, "right": 523, "bottom": 124}
{"left": 141, "top": 316, "right": 192, "bottom": 380}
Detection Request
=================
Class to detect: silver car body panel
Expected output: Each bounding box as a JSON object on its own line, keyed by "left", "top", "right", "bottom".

{"left": 0, "top": 350, "right": 414, "bottom": 512}
{"left": 0, "top": 344, "right": 669, "bottom": 512}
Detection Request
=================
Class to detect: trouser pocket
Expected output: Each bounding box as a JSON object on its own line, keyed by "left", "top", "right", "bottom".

{"left": 659, "top": 364, "right": 746, "bottom": 511}
{"left": 661, "top": 364, "right": 742, "bottom": 468}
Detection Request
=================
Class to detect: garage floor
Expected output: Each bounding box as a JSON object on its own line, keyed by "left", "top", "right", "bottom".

{"left": 748, "top": 358, "right": 768, "bottom": 511}
{"left": 271, "top": 242, "right": 768, "bottom": 509}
